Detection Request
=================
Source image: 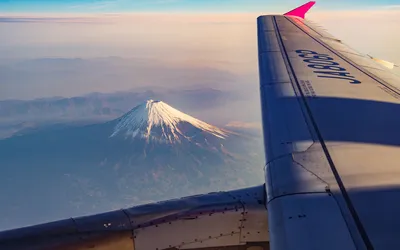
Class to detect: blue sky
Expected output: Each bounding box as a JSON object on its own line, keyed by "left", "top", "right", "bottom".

{"left": 1, "top": 0, "right": 399, "bottom": 13}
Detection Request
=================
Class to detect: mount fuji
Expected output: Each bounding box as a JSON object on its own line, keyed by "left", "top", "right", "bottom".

{"left": 110, "top": 99, "right": 229, "bottom": 143}
{"left": 0, "top": 100, "right": 264, "bottom": 230}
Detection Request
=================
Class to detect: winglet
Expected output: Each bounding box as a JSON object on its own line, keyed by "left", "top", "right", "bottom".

{"left": 284, "top": 1, "right": 316, "bottom": 19}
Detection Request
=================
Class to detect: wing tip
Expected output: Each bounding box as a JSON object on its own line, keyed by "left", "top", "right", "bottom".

{"left": 284, "top": 1, "right": 316, "bottom": 19}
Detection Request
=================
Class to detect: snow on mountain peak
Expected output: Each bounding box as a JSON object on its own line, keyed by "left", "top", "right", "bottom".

{"left": 110, "top": 99, "right": 229, "bottom": 143}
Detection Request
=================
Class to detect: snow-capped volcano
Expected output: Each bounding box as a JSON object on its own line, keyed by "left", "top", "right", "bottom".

{"left": 110, "top": 100, "right": 229, "bottom": 143}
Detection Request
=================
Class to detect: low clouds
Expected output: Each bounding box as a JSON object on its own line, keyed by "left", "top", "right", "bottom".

{"left": 0, "top": 57, "right": 239, "bottom": 100}
{"left": 226, "top": 121, "right": 261, "bottom": 129}
{"left": 0, "top": 13, "right": 260, "bottom": 100}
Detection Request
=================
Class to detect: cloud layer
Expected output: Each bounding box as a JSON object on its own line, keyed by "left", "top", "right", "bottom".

{"left": 0, "top": 10, "right": 398, "bottom": 100}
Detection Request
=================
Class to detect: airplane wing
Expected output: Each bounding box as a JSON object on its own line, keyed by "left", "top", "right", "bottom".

{"left": 258, "top": 1, "right": 400, "bottom": 250}
{"left": 0, "top": 185, "right": 269, "bottom": 249}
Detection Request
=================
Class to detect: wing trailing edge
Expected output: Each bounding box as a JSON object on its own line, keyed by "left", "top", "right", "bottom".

{"left": 284, "top": 1, "right": 316, "bottom": 19}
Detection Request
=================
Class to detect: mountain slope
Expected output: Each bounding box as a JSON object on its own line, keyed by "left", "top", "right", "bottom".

{"left": 110, "top": 99, "right": 229, "bottom": 143}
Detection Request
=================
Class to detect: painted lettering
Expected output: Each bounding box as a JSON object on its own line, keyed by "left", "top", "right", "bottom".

{"left": 308, "top": 65, "right": 346, "bottom": 71}
{"left": 314, "top": 71, "right": 354, "bottom": 78}
{"left": 295, "top": 49, "right": 361, "bottom": 84}
{"left": 317, "top": 76, "right": 361, "bottom": 84}
{"left": 296, "top": 49, "right": 317, "bottom": 54}
{"left": 303, "top": 59, "right": 339, "bottom": 66}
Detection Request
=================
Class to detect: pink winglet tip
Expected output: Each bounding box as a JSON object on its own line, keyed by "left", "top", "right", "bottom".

{"left": 284, "top": 1, "right": 316, "bottom": 19}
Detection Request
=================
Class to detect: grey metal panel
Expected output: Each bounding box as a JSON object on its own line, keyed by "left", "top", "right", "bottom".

{"left": 258, "top": 52, "right": 290, "bottom": 85}
{"left": 257, "top": 31, "right": 280, "bottom": 52}
{"left": 240, "top": 206, "right": 269, "bottom": 243}
{"left": 259, "top": 14, "right": 400, "bottom": 249}
{"left": 257, "top": 16, "right": 275, "bottom": 31}
{"left": 131, "top": 185, "right": 268, "bottom": 250}
{"left": 235, "top": 185, "right": 269, "bottom": 243}
{"left": 181, "top": 234, "right": 242, "bottom": 249}
{"left": 134, "top": 209, "right": 243, "bottom": 250}
{"left": 0, "top": 185, "right": 268, "bottom": 250}
{"left": 268, "top": 193, "right": 356, "bottom": 250}
{"left": 267, "top": 155, "right": 329, "bottom": 198}
{"left": 292, "top": 143, "right": 339, "bottom": 186}
{"left": 274, "top": 16, "right": 302, "bottom": 33}
{"left": 260, "top": 83, "right": 315, "bottom": 162}
{"left": 124, "top": 190, "right": 240, "bottom": 228}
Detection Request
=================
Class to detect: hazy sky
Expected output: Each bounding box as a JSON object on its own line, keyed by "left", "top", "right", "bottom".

{"left": 1, "top": 0, "right": 399, "bottom": 13}
{"left": 0, "top": 1, "right": 399, "bottom": 100}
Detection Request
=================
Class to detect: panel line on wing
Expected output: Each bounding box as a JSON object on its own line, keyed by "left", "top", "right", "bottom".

{"left": 121, "top": 208, "right": 136, "bottom": 248}
{"left": 292, "top": 159, "right": 330, "bottom": 187}
{"left": 272, "top": 16, "right": 374, "bottom": 250}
